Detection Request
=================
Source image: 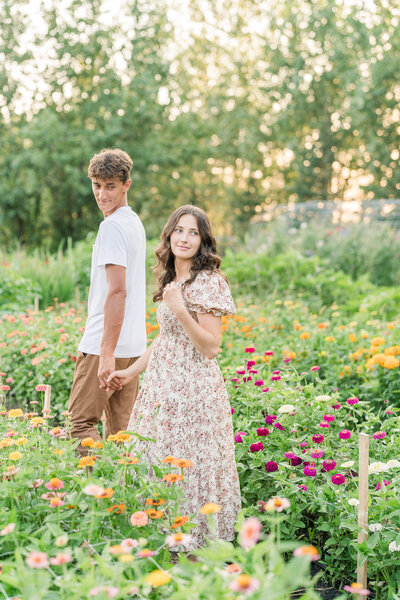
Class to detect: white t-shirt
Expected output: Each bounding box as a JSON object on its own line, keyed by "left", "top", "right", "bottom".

{"left": 78, "top": 206, "right": 147, "bottom": 358}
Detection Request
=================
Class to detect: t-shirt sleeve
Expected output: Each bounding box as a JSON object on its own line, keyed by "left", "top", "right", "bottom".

{"left": 96, "top": 221, "right": 128, "bottom": 268}
{"left": 183, "top": 271, "right": 236, "bottom": 316}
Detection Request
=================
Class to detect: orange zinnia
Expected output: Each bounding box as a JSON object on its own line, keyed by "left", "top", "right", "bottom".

{"left": 172, "top": 458, "right": 193, "bottom": 468}
{"left": 145, "top": 509, "right": 163, "bottom": 519}
{"left": 145, "top": 498, "right": 166, "bottom": 506}
{"left": 171, "top": 515, "right": 189, "bottom": 529}
{"left": 162, "top": 456, "right": 176, "bottom": 464}
{"left": 163, "top": 473, "right": 183, "bottom": 483}
{"left": 94, "top": 487, "right": 114, "bottom": 499}
{"left": 107, "top": 503, "right": 126, "bottom": 514}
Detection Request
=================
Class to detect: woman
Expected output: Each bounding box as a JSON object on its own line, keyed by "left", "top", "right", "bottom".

{"left": 107, "top": 205, "right": 241, "bottom": 549}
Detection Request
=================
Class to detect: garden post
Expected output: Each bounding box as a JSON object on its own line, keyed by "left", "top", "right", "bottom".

{"left": 356, "top": 432, "right": 369, "bottom": 594}
{"left": 75, "top": 287, "right": 80, "bottom": 304}
{"left": 34, "top": 296, "right": 39, "bottom": 312}
{"left": 44, "top": 385, "right": 51, "bottom": 412}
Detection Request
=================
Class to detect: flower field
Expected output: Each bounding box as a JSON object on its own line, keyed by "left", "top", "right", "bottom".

{"left": 1, "top": 284, "right": 400, "bottom": 597}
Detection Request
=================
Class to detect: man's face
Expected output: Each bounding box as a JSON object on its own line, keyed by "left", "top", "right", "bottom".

{"left": 91, "top": 177, "right": 131, "bottom": 217}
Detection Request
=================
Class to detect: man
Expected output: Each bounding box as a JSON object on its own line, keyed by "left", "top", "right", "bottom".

{"left": 68, "top": 148, "right": 146, "bottom": 454}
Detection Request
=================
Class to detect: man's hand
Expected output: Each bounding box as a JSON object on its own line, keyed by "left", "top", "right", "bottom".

{"left": 98, "top": 355, "right": 115, "bottom": 389}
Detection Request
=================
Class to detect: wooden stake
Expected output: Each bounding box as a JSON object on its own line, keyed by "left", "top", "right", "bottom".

{"left": 44, "top": 385, "right": 51, "bottom": 412}
{"left": 357, "top": 432, "right": 369, "bottom": 595}
{"left": 34, "top": 296, "right": 39, "bottom": 312}
{"left": 75, "top": 287, "right": 80, "bottom": 304}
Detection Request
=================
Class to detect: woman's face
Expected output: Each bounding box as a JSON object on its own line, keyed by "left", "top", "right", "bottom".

{"left": 170, "top": 214, "right": 202, "bottom": 262}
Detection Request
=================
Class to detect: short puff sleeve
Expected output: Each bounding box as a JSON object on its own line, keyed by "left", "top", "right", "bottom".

{"left": 183, "top": 271, "right": 236, "bottom": 316}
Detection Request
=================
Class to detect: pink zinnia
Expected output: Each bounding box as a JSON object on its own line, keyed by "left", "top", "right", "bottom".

{"left": 323, "top": 414, "right": 335, "bottom": 422}
{"left": 331, "top": 473, "right": 345, "bottom": 485}
{"left": 347, "top": 397, "right": 359, "bottom": 405}
{"left": 245, "top": 347, "right": 255, "bottom": 354}
{"left": 304, "top": 465, "right": 317, "bottom": 477}
{"left": 273, "top": 422, "right": 285, "bottom": 431}
{"left": 283, "top": 356, "right": 292, "bottom": 363}
{"left": 26, "top": 551, "right": 49, "bottom": 569}
{"left": 130, "top": 511, "right": 148, "bottom": 527}
{"left": 271, "top": 375, "right": 281, "bottom": 381}
{"left": 265, "top": 461, "right": 278, "bottom": 472}
{"left": 343, "top": 583, "right": 370, "bottom": 596}
{"left": 250, "top": 442, "right": 264, "bottom": 453}
{"left": 239, "top": 517, "right": 262, "bottom": 550}
{"left": 50, "top": 552, "right": 72, "bottom": 565}
{"left": 254, "top": 379, "right": 264, "bottom": 386}
{"left": 235, "top": 432, "right": 247, "bottom": 443}
{"left": 312, "top": 434, "right": 324, "bottom": 444}
{"left": 322, "top": 460, "right": 336, "bottom": 471}
{"left": 331, "top": 403, "right": 342, "bottom": 410}
{"left": 310, "top": 450, "right": 324, "bottom": 459}
{"left": 265, "top": 415, "right": 277, "bottom": 424}
{"left": 298, "top": 484, "right": 308, "bottom": 491}
{"left": 256, "top": 427, "right": 269, "bottom": 436}
{"left": 339, "top": 430, "right": 351, "bottom": 440}
{"left": 35, "top": 384, "right": 47, "bottom": 392}
{"left": 319, "top": 422, "right": 329, "bottom": 428}
{"left": 300, "top": 442, "right": 308, "bottom": 448}
{"left": 310, "top": 366, "right": 320, "bottom": 372}
{"left": 45, "top": 478, "right": 64, "bottom": 490}
{"left": 376, "top": 480, "right": 391, "bottom": 490}
{"left": 372, "top": 431, "right": 386, "bottom": 440}
{"left": 264, "top": 351, "right": 274, "bottom": 356}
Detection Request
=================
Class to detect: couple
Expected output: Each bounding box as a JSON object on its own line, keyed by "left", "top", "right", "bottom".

{"left": 68, "top": 148, "right": 241, "bottom": 549}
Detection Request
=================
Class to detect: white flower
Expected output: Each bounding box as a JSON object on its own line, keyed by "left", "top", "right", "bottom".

{"left": 368, "top": 462, "right": 387, "bottom": 474}
{"left": 341, "top": 461, "right": 355, "bottom": 469}
{"left": 83, "top": 484, "right": 105, "bottom": 496}
{"left": 314, "top": 395, "right": 331, "bottom": 402}
{"left": 386, "top": 459, "right": 400, "bottom": 469}
{"left": 369, "top": 523, "right": 383, "bottom": 532}
{"left": 348, "top": 498, "right": 359, "bottom": 506}
{"left": 278, "top": 404, "right": 295, "bottom": 414}
{"left": 389, "top": 541, "right": 400, "bottom": 553}
{"left": 0, "top": 523, "right": 16, "bottom": 536}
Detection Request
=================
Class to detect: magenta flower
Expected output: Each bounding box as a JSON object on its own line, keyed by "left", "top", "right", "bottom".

{"left": 283, "top": 356, "right": 292, "bottom": 363}
{"left": 319, "top": 422, "right": 329, "bottom": 428}
{"left": 323, "top": 414, "right": 335, "bottom": 422}
{"left": 231, "top": 407, "right": 235, "bottom": 414}
{"left": 322, "top": 460, "right": 336, "bottom": 471}
{"left": 236, "top": 368, "right": 246, "bottom": 375}
{"left": 254, "top": 379, "right": 264, "bottom": 386}
{"left": 243, "top": 376, "right": 252, "bottom": 382}
{"left": 300, "top": 442, "right": 308, "bottom": 448}
{"left": 312, "top": 434, "right": 324, "bottom": 444}
{"left": 247, "top": 360, "right": 256, "bottom": 368}
{"left": 376, "top": 480, "right": 391, "bottom": 490}
{"left": 331, "top": 473, "right": 345, "bottom": 485}
{"left": 265, "top": 415, "right": 277, "bottom": 425}
{"left": 231, "top": 377, "right": 240, "bottom": 383}
{"left": 346, "top": 397, "right": 359, "bottom": 405}
{"left": 264, "top": 351, "right": 274, "bottom": 356}
{"left": 304, "top": 465, "right": 317, "bottom": 477}
{"left": 298, "top": 484, "right": 308, "bottom": 491}
{"left": 289, "top": 455, "right": 302, "bottom": 466}
{"left": 256, "top": 427, "right": 269, "bottom": 436}
{"left": 273, "top": 422, "right": 285, "bottom": 431}
{"left": 339, "top": 430, "right": 351, "bottom": 440}
{"left": 331, "top": 403, "right": 342, "bottom": 410}
{"left": 310, "top": 450, "right": 324, "bottom": 459}
{"left": 310, "top": 366, "right": 320, "bottom": 372}
{"left": 271, "top": 375, "right": 281, "bottom": 381}
{"left": 385, "top": 409, "right": 394, "bottom": 415}
{"left": 245, "top": 347, "right": 255, "bottom": 353}
{"left": 234, "top": 432, "right": 247, "bottom": 443}
{"left": 262, "top": 387, "right": 270, "bottom": 392}
{"left": 273, "top": 370, "right": 281, "bottom": 374}
{"left": 250, "top": 442, "right": 264, "bottom": 453}
{"left": 372, "top": 431, "right": 386, "bottom": 440}
{"left": 265, "top": 461, "right": 278, "bottom": 472}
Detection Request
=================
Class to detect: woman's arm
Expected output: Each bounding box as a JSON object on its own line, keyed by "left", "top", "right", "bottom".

{"left": 163, "top": 283, "right": 221, "bottom": 359}
{"left": 106, "top": 339, "right": 156, "bottom": 391}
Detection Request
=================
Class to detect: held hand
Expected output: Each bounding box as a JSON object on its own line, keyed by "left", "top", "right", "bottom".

{"left": 106, "top": 367, "right": 136, "bottom": 392}
{"left": 162, "top": 282, "right": 185, "bottom": 315}
{"left": 98, "top": 355, "right": 115, "bottom": 390}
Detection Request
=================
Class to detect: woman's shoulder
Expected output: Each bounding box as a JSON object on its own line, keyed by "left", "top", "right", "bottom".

{"left": 183, "top": 270, "right": 235, "bottom": 316}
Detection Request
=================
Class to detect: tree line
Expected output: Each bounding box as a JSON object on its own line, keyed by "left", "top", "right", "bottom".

{"left": 1, "top": 0, "right": 400, "bottom": 248}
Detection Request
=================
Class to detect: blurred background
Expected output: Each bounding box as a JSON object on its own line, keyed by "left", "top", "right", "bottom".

{"left": 2, "top": 0, "right": 400, "bottom": 308}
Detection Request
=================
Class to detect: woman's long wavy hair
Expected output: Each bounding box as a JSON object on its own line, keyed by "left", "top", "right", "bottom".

{"left": 153, "top": 205, "right": 226, "bottom": 302}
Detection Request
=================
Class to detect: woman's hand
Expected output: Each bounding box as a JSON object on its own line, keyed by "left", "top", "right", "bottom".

{"left": 106, "top": 365, "right": 138, "bottom": 391}
{"left": 162, "top": 282, "right": 186, "bottom": 315}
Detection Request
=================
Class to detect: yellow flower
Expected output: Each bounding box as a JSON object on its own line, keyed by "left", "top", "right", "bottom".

{"left": 81, "top": 437, "right": 95, "bottom": 448}
{"left": 9, "top": 451, "right": 22, "bottom": 461}
{"left": 7, "top": 409, "right": 24, "bottom": 418}
{"left": 348, "top": 333, "right": 357, "bottom": 343}
{"left": 119, "top": 554, "right": 134, "bottom": 562}
{"left": 382, "top": 356, "right": 399, "bottom": 369}
{"left": 300, "top": 332, "right": 310, "bottom": 340}
{"left": 116, "top": 431, "right": 131, "bottom": 442}
{"left": 78, "top": 456, "right": 96, "bottom": 468}
{"left": 15, "top": 438, "right": 28, "bottom": 445}
{"left": 53, "top": 449, "right": 64, "bottom": 455}
{"left": 324, "top": 336, "right": 336, "bottom": 342}
{"left": 94, "top": 441, "right": 104, "bottom": 449}
{"left": 145, "top": 570, "right": 171, "bottom": 587}
{"left": 200, "top": 502, "right": 221, "bottom": 514}
{"left": 0, "top": 439, "right": 14, "bottom": 448}
{"left": 31, "top": 416, "right": 44, "bottom": 424}
{"left": 371, "top": 337, "right": 385, "bottom": 346}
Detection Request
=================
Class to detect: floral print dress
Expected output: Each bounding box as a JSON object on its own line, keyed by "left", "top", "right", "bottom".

{"left": 127, "top": 270, "right": 241, "bottom": 549}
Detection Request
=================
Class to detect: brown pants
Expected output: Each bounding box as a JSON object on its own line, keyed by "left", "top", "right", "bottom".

{"left": 68, "top": 352, "right": 139, "bottom": 454}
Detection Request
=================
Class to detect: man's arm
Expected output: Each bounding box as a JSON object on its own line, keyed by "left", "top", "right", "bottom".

{"left": 98, "top": 264, "right": 127, "bottom": 389}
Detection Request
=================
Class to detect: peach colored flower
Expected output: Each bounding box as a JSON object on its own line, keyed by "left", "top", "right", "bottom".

{"left": 45, "top": 478, "right": 64, "bottom": 490}
{"left": 83, "top": 484, "right": 104, "bottom": 496}
{"left": 293, "top": 545, "right": 320, "bottom": 561}
{"left": 26, "top": 551, "right": 49, "bottom": 568}
{"left": 200, "top": 503, "right": 221, "bottom": 514}
{"left": 0, "top": 523, "right": 16, "bottom": 536}
{"left": 265, "top": 497, "right": 290, "bottom": 512}
{"left": 225, "top": 563, "right": 242, "bottom": 574}
{"left": 239, "top": 517, "right": 262, "bottom": 550}
{"left": 165, "top": 533, "right": 192, "bottom": 548}
{"left": 130, "top": 511, "right": 148, "bottom": 527}
{"left": 50, "top": 552, "right": 72, "bottom": 565}
{"left": 229, "top": 574, "right": 260, "bottom": 594}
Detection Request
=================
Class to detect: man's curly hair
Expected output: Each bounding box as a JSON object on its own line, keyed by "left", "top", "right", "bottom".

{"left": 88, "top": 148, "right": 133, "bottom": 183}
